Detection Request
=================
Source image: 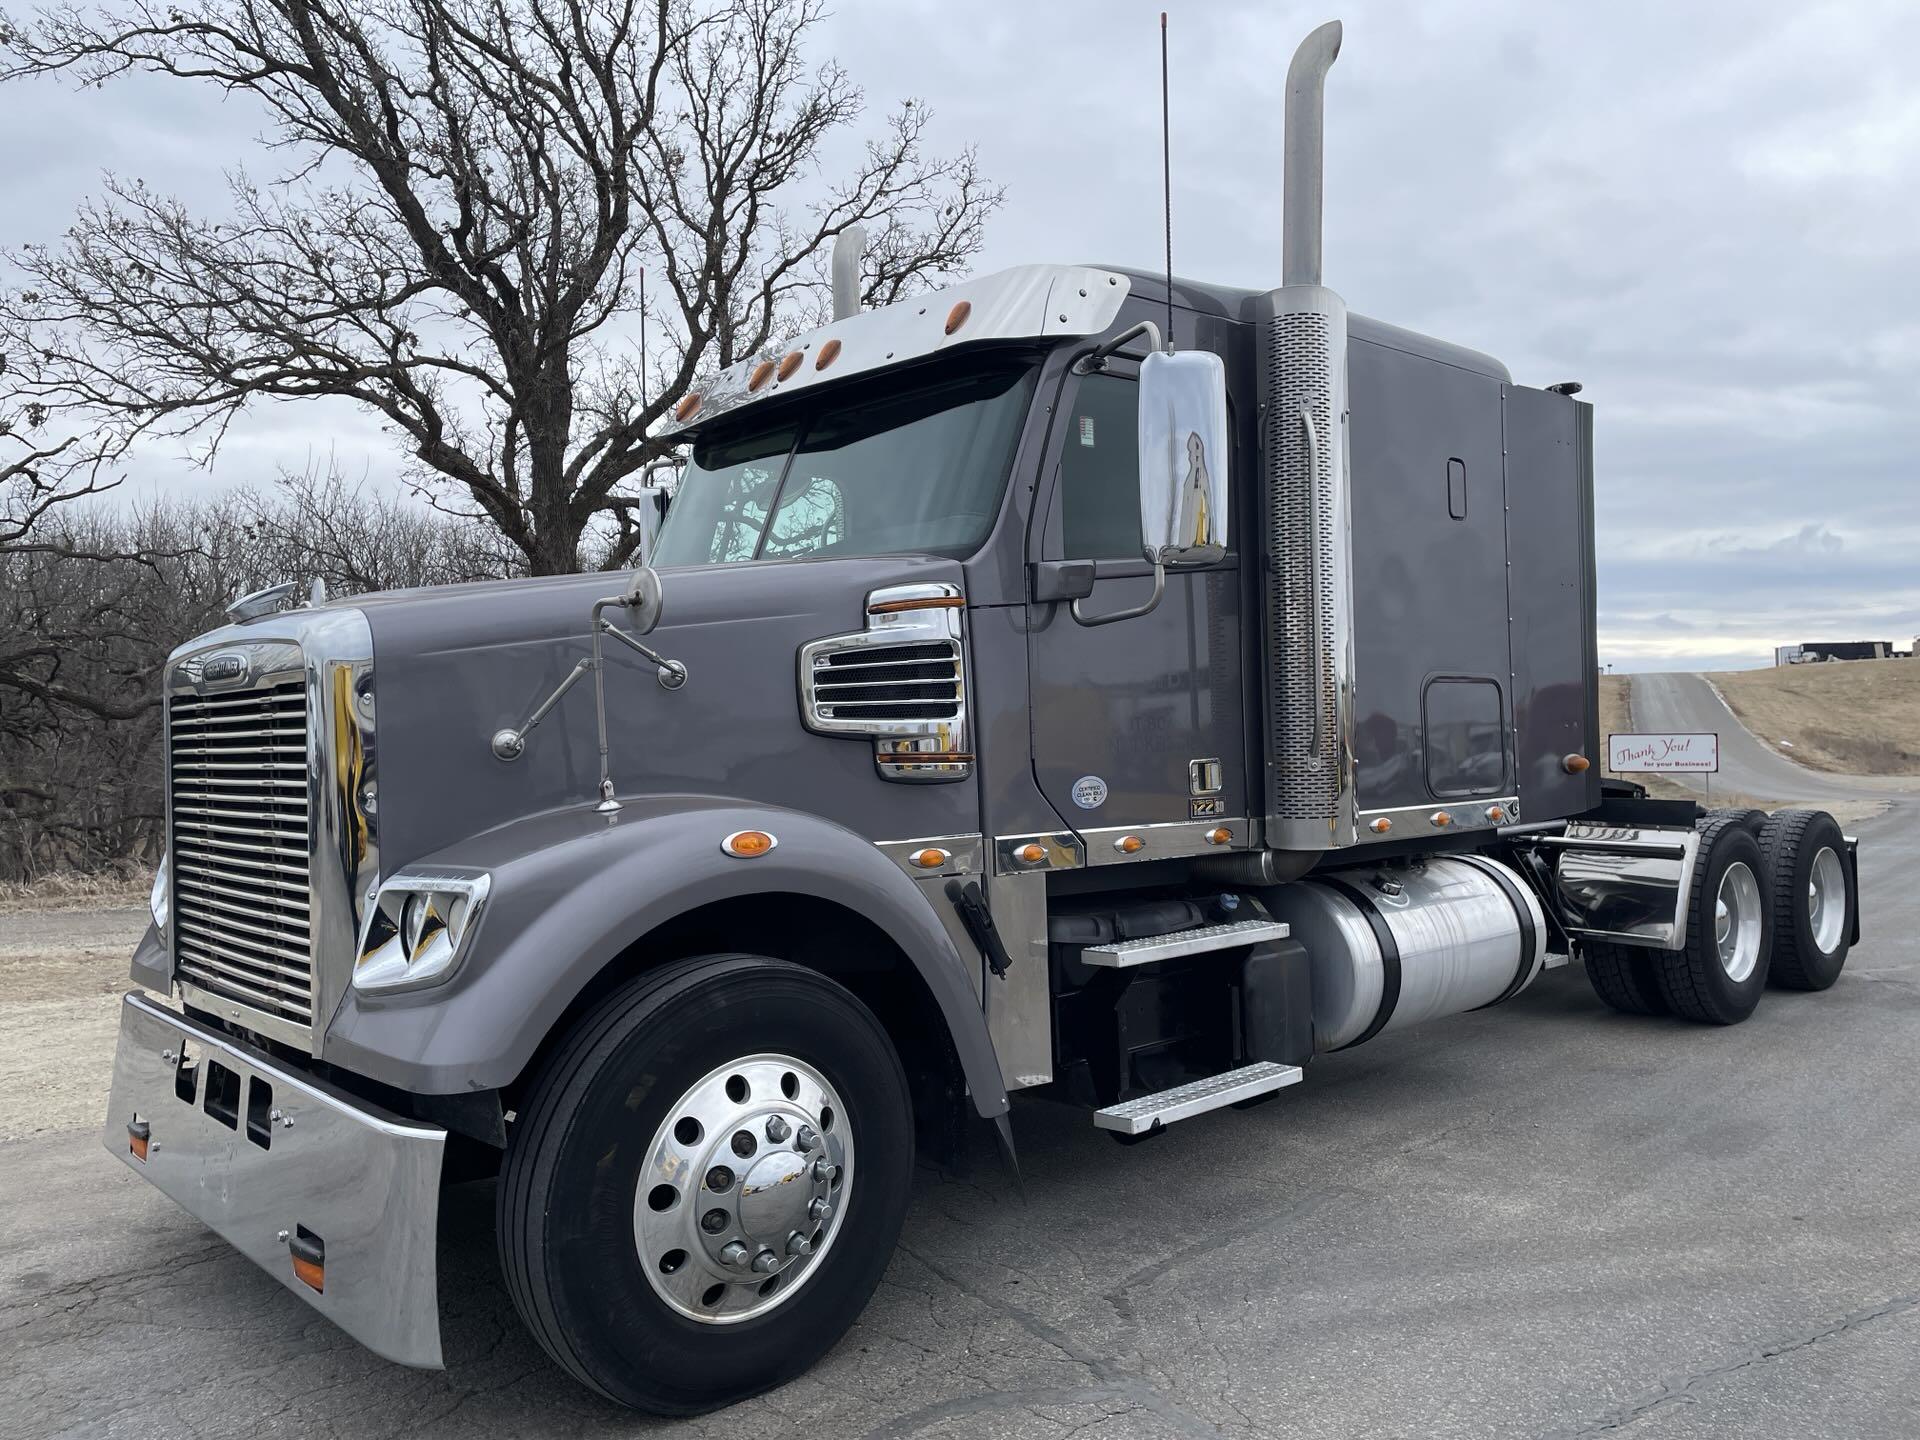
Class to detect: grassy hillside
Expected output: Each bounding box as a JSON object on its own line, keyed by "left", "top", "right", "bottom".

{"left": 1598, "top": 674, "right": 1698, "bottom": 801}
{"left": 1710, "top": 658, "right": 1920, "bottom": 776}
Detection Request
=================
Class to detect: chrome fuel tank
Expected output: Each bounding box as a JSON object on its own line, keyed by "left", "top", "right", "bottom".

{"left": 1261, "top": 855, "right": 1544, "bottom": 1052}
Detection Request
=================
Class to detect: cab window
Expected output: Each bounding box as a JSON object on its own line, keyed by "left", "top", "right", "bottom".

{"left": 1059, "top": 373, "right": 1142, "bottom": 560}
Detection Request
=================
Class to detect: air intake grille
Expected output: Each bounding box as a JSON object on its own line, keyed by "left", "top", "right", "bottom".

{"left": 809, "top": 641, "right": 962, "bottom": 723}
{"left": 1260, "top": 307, "right": 1340, "bottom": 821}
{"left": 168, "top": 676, "right": 314, "bottom": 1026}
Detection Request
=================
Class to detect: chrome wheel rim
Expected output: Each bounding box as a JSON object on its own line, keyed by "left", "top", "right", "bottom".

{"left": 1808, "top": 846, "right": 1846, "bottom": 955}
{"left": 1714, "top": 861, "right": 1763, "bottom": 983}
{"left": 634, "top": 1053, "right": 852, "bottom": 1324}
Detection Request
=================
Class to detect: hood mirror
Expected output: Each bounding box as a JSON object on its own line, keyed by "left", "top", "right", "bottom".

{"left": 620, "top": 565, "right": 666, "bottom": 634}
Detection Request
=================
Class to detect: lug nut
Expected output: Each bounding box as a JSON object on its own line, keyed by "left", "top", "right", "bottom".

{"left": 750, "top": 1249, "right": 780, "bottom": 1274}
{"left": 812, "top": 1157, "right": 834, "bottom": 1183}
{"left": 809, "top": 1197, "right": 833, "bottom": 1224}
{"left": 765, "top": 1116, "right": 791, "bottom": 1144}
{"left": 719, "top": 1241, "right": 750, "bottom": 1268}
{"left": 705, "top": 1165, "right": 735, "bottom": 1193}
{"left": 795, "top": 1124, "right": 818, "bottom": 1151}
{"left": 701, "top": 1208, "right": 729, "bottom": 1234}
{"left": 786, "top": 1231, "right": 813, "bottom": 1257}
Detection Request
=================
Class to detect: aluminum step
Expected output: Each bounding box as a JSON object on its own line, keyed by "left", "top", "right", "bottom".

{"left": 1093, "top": 1061, "right": 1304, "bottom": 1135}
{"left": 1080, "top": 917, "right": 1290, "bottom": 968}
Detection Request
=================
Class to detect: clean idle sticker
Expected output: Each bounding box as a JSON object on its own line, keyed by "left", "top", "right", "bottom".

{"left": 1071, "top": 775, "right": 1108, "bottom": 809}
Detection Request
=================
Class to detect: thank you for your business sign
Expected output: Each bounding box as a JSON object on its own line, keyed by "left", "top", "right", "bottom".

{"left": 1607, "top": 733, "right": 1719, "bottom": 773}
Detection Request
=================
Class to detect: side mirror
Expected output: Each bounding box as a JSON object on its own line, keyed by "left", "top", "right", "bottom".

{"left": 1137, "top": 349, "right": 1230, "bottom": 566}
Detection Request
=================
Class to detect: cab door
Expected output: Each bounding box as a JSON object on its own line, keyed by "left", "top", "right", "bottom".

{"left": 1024, "top": 362, "right": 1249, "bottom": 845}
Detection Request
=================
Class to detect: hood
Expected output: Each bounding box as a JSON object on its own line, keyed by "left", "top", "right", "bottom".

{"left": 358, "top": 554, "right": 978, "bottom": 870}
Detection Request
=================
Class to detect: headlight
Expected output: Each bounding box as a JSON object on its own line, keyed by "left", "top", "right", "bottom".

{"left": 149, "top": 853, "right": 171, "bottom": 940}
{"left": 354, "top": 871, "right": 490, "bottom": 993}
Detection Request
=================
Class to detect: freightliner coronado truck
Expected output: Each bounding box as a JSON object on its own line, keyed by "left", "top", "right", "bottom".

{"left": 106, "top": 22, "right": 1863, "bottom": 1414}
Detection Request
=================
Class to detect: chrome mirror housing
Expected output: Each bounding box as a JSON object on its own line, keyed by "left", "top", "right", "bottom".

{"left": 1137, "top": 349, "right": 1230, "bottom": 566}
{"left": 620, "top": 565, "right": 666, "bottom": 634}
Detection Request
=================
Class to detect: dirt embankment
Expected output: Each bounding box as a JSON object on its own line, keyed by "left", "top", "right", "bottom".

{"left": 0, "top": 907, "right": 151, "bottom": 1142}
{"left": 1709, "top": 658, "right": 1920, "bottom": 776}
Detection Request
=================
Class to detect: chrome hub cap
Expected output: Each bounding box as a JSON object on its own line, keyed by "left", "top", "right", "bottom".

{"left": 1808, "top": 846, "right": 1846, "bottom": 955}
{"left": 1715, "top": 860, "right": 1763, "bottom": 983}
{"left": 634, "top": 1053, "right": 851, "bottom": 1323}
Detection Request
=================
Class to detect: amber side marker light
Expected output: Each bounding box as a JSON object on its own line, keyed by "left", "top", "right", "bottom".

{"left": 1016, "top": 842, "right": 1047, "bottom": 866}
{"left": 1114, "top": 834, "right": 1146, "bottom": 854}
{"left": 867, "top": 594, "right": 965, "bottom": 615}
{"left": 910, "top": 847, "right": 950, "bottom": 870}
{"left": 1204, "top": 827, "right": 1233, "bottom": 846}
{"left": 721, "top": 829, "right": 777, "bottom": 858}
{"left": 674, "top": 392, "right": 702, "bottom": 422}
{"left": 1485, "top": 804, "right": 1507, "bottom": 823}
{"left": 1369, "top": 817, "right": 1393, "bottom": 834}
{"left": 127, "top": 1118, "right": 150, "bottom": 1162}
{"left": 815, "top": 338, "right": 843, "bottom": 371}
{"left": 289, "top": 1230, "right": 325, "bottom": 1293}
{"left": 944, "top": 299, "right": 972, "bottom": 335}
{"left": 1563, "top": 753, "right": 1592, "bottom": 774}
{"left": 1429, "top": 811, "right": 1454, "bottom": 828}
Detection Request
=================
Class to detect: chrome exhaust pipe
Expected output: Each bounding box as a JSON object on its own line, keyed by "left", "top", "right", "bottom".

{"left": 831, "top": 225, "right": 866, "bottom": 321}
{"left": 1282, "top": 20, "right": 1342, "bottom": 288}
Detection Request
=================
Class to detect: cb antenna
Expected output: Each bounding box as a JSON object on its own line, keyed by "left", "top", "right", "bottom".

{"left": 1160, "top": 11, "right": 1174, "bottom": 352}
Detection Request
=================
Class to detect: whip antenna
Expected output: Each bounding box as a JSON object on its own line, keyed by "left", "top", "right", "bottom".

{"left": 1160, "top": 11, "right": 1174, "bottom": 351}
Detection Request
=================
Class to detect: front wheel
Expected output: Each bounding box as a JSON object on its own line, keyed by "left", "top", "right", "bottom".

{"left": 498, "top": 955, "right": 914, "bottom": 1414}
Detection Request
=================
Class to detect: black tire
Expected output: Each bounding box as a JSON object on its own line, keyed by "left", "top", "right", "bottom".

{"left": 1652, "top": 815, "right": 1772, "bottom": 1024}
{"left": 498, "top": 955, "right": 913, "bottom": 1415}
{"left": 1583, "top": 940, "right": 1670, "bottom": 1016}
{"left": 1705, "top": 807, "right": 1768, "bottom": 834}
{"left": 1757, "top": 809, "right": 1851, "bottom": 991}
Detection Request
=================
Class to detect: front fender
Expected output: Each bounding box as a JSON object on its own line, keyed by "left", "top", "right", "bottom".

{"left": 322, "top": 796, "right": 1009, "bottom": 1117}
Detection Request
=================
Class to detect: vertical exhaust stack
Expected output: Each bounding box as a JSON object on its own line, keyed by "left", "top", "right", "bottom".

{"left": 1258, "top": 19, "right": 1357, "bottom": 854}
{"left": 831, "top": 225, "right": 866, "bottom": 322}
{"left": 1282, "top": 20, "right": 1342, "bottom": 287}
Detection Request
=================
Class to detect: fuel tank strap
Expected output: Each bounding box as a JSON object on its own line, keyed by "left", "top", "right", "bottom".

{"left": 1319, "top": 876, "right": 1401, "bottom": 1050}
{"left": 1455, "top": 854, "right": 1539, "bottom": 1009}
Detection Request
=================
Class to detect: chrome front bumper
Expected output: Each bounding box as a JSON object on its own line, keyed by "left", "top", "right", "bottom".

{"left": 102, "top": 992, "right": 447, "bottom": 1368}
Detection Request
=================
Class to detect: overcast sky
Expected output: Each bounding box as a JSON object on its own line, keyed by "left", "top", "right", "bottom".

{"left": 6, "top": 0, "right": 1917, "bottom": 671}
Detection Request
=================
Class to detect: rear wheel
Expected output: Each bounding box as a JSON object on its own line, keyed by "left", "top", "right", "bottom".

{"left": 1758, "top": 809, "right": 1851, "bottom": 991}
{"left": 1582, "top": 940, "right": 1670, "bottom": 1016}
{"left": 498, "top": 954, "right": 913, "bottom": 1414}
{"left": 1653, "top": 816, "right": 1772, "bottom": 1024}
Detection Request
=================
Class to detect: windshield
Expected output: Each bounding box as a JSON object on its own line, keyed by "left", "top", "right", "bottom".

{"left": 653, "top": 358, "right": 1036, "bottom": 566}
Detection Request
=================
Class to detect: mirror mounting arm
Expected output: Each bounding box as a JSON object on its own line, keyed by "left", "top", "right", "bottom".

{"left": 1072, "top": 319, "right": 1166, "bottom": 375}
{"left": 1069, "top": 562, "right": 1166, "bottom": 627}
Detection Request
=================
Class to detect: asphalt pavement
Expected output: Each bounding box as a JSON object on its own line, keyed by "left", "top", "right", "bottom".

{"left": 4, "top": 687, "right": 1918, "bottom": 1439}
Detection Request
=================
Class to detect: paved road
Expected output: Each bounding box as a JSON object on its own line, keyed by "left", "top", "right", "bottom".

{"left": 1629, "top": 671, "right": 1920, "bottom": 803}
{"left": 6, "top": 729, "right": 1919, "bottom": 1437}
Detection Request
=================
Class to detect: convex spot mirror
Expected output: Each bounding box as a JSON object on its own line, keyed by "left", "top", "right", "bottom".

{"left": 1136, "top": 349, "right": 1230, "bottom": 566}
{"left": 619, "top": 565, "right": 666, "bottom": 634}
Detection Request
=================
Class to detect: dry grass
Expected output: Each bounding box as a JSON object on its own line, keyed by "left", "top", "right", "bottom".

{"left": 0, "top": 862, "right": 152, "bottom": 915}
{"left": 1709, "top": 658, "right": 1920, "bottom": 776}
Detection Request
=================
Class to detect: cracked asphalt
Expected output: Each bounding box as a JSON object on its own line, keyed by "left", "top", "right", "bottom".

{"left": 6, "top": 797, "right": 1919, "bottom": 1436}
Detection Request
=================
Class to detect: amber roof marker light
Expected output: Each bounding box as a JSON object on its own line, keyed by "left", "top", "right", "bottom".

{"left": 944, "top": 299, "right": 972, "bottom": 335}
{"left": 673, "top": 392, "right": 703, "bottom": 421}
{"left": 815, "top": 338, "right": 843, "bottom": 371}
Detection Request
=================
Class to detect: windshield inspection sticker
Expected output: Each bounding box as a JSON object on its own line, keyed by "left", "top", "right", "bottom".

{"left": 1079, "top": 415, "right": 1096, "bottom": 446}
{"left": 1071, "top": 775, "right": 1108, "bottom": 809}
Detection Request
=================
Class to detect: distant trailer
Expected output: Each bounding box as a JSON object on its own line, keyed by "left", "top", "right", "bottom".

{"left": 1780, "top": 640, "right": 1892, "bottom": 664}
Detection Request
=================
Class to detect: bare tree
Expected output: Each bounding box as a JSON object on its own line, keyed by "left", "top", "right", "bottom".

{"left": 0, "top": 0, "right": 1001, "bottom": 574}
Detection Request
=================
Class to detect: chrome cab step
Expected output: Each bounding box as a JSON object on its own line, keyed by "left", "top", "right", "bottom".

{"left": 1080, "top": 917, "right": 1290, "bottom": 968}
{"left": 1092, "top": 1061, "right": 1304, "bottom": 1135}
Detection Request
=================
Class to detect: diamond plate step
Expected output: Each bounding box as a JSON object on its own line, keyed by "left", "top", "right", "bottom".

{"left": 1080, "top": 917, "right": 1290, "bottom": 968}
{"left": 1093, "top": 1061, "right": 1304, "bottom": 1135}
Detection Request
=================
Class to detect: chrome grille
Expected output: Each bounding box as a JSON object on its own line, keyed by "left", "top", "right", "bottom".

{"left": 1258, "top": 302, "right": 1343, "bottom": 823}
{"left": 809, "top": 641, "right": 962, "bottom": 723}
{"left": 168, "top": 676, "right": 314, "bottom": 1025}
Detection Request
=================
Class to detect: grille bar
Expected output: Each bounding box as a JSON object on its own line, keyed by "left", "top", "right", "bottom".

{"left": 170, "top": 672, "right": 315, "bottom": 1028}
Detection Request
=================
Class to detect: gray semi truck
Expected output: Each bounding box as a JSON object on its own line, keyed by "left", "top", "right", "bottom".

{"left": 103, "top": 21, "right": 1862, "bottom": 1415}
